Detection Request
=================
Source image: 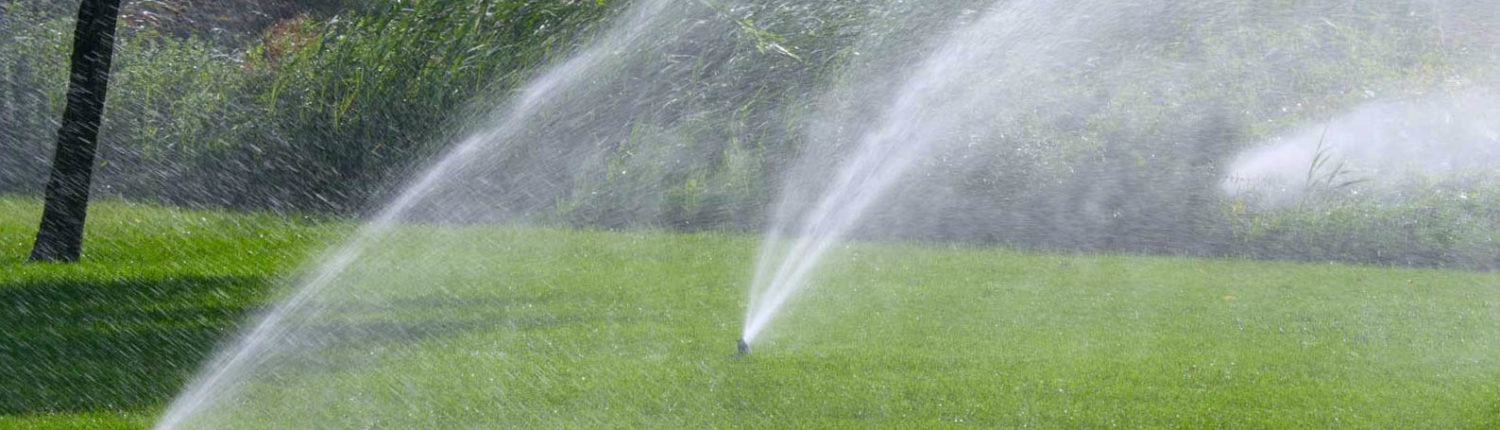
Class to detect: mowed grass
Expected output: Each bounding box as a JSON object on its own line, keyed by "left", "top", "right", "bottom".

{"left": 0, "top": 197, "right": 341, "bottom": 429}
{"left": 3, "top": 196, "right": 1500, "bottom": 428}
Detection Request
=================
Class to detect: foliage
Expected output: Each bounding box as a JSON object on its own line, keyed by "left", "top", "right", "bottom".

{"left": 0, "top": 0, "right": 1497, "bottom": 268}
{"left": 1229, "top": 176, "right": 1500, "bottom": 269}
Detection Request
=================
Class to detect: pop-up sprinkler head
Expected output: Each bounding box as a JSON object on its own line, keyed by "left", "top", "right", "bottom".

{"left": 737, "top": 338, "right": 750, "bottom": 356}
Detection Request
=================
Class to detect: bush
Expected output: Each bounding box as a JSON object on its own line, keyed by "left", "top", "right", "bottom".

{"left": 2, "top": 0, "right": 1496, "bottom": 269}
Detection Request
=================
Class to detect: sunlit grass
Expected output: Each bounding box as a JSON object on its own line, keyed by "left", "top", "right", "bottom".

{"left": 0, "top": 197, "right": 341, "bottom": 429}
{"left": 3, "top": 196, "right": 1499, "bottom": 428}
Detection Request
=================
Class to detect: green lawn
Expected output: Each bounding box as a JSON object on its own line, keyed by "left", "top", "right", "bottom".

{"left": 3, "top": 196, "right": 1500, "bottom": 428}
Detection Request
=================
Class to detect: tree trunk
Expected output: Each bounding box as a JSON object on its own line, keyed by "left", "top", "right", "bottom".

{"left": 29, "top": 0, "right": 121, "bottom": 263}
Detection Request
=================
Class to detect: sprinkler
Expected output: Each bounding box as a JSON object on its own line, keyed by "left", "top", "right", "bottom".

{"left": 737, "top": 338, "right": 750, "bottom": 356}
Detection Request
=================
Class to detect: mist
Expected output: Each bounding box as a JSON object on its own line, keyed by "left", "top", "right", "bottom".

{"left": 1225, "top": 89, "right": 1500, "bottom": 205}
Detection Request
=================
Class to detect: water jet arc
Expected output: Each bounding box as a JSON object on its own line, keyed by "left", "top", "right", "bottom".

{"left": 741, "top": 0, "right": 1078, "bottom": 346}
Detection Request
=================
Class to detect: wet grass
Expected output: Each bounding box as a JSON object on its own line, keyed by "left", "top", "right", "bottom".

{"left": 0, "top": 197, "right": 338, "bottom": 428}
{"left": 3, "top": 196, "right": 1500, "bottom": 428}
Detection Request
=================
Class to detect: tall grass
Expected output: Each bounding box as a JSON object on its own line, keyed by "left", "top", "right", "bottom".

{"left": 0, "top": 0, "right": 1497, "bottom": 269}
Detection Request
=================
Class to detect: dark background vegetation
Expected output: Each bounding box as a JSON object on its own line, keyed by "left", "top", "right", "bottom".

{"left": 2, "top": 0, "right": 1498, "bottom": 269}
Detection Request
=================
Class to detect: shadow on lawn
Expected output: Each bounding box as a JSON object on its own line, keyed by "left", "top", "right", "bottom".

{"left": 0, "top": 275, "right": 272, "bottom": 415}
{"left": 0, "top": 273, "right": 599, "bottom": 416}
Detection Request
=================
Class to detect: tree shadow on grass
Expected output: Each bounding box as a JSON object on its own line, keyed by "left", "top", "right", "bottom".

{"left": 0, "top": 274, "right": 610, "bottom": 416}
{"left": 0, "top": 275, "right": 273, "bottom": 415}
